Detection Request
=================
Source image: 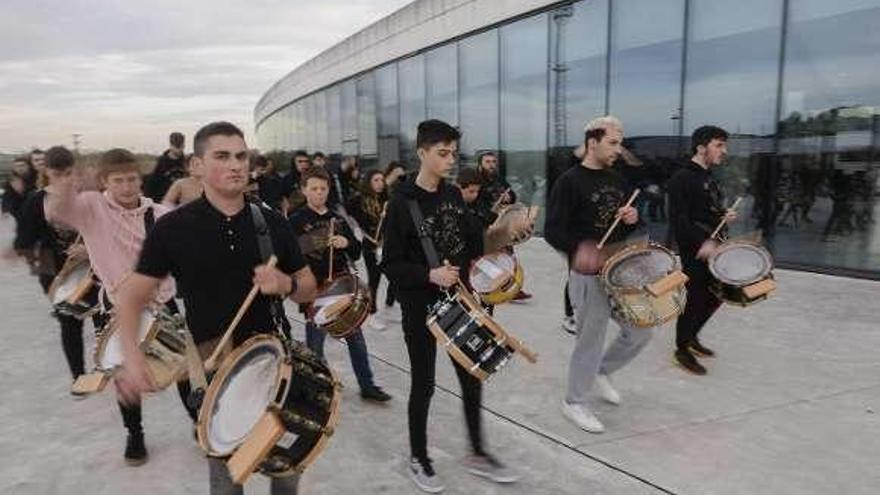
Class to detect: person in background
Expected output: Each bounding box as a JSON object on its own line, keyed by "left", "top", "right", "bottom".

{"left": 162, "top": 154, "right": 203, "bottom": 208}
{"left": 145, "top": 131, "right": 186, "bottom": 202}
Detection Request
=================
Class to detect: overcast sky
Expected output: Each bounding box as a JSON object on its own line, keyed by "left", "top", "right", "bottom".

{"left": 0, "top": 0, "right": 411, "bottom": 154}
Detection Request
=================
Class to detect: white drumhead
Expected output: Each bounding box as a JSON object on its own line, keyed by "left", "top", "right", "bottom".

{"left": 206, "top": 343, "right": 284, "bottom": 455}
{"left": 470, "top": 253, "right": 516, "bottom": 293}
{"left": 98, "top": 311, "right": 155, "bottom": 370}
{"left": 52, "top": 264, "right": 91, "bottom": 304}
{"left": 710, "top": 243, "right": 772, "bottom": 285}
{"left": 606, "top": 247, "right": 676, "bottom": 288}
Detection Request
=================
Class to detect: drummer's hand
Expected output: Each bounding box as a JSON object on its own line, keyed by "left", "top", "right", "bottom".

{"left": 117, "top": 351, "right": 153, "bottom": 405}
{"left": 253, "top": 264, "right": 293, "bottom": 295}
{"left": 572, "top": 241, "right": 605, "bottom": 275}
{"left": 328, "top": 235, "right": 349, "bottom": 249}
{"left": 429, "top": 265, "right": 460, "bottom": 288}
{"left": 697, "top": 239, "right": 720, "bottom": 260}
{"left": 500, "top": 191, "right": 512, "bottom": 205}
{"left": 724, "top": 209, "right": 739, "bottom": 224}
{"left": 619, "top": 205, "right": 638, "bottom": 225}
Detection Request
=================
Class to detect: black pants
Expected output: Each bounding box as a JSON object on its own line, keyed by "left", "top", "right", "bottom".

{"left": 400, "top": 293, "right": 484, "bottom": 461}
{"left": 38, "top": 274, "right": 87, "bottom": 379}
{"left": 675, "top": 254, "right": 722, "bottom": 350}
{"left": 362, "top": 244, "right": 382, "bottom": 314}
{"left": 563, "top": 279, "right": 573, "bottom": 318}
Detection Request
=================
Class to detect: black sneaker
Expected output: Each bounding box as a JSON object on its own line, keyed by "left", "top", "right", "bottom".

{"left": 689, "top": 340, "right": 715, "bottom": 358}
{"left": 124, "top": 432, "right": 148, "bottom": 466}
{"left": 674, "top": 349, "right": 707, "bottom": 376}
{"left": 361, "top": 386, "right": 392, "bottom": 403}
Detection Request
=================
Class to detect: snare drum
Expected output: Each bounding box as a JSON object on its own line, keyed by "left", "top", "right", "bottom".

{"left": 484, "top": 203, "right": 539, "bottom": 254}
{"left": 601, "top": 242, "right": 688, "bottom": 328}
{"left": 427, "top": 288, "right": 536, "bottom": 381}
{"left": 197, "top": 335, "right": 341, "bottom": 481}
{"left": 48, "top": 252, "right": 99, "bottom": 319}
{"left": 93, "top": 305, "right": 188, "bottom": 390}
{"left": 708, "top": 241, "right": 776, "bottom": 306}
{"left": 309, "top": 274, "right": 371, "bottom": 339}
{"left": 468, "top": 252, "right": 524, "bottom": 306}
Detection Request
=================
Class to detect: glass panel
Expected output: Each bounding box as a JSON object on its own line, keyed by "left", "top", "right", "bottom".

{"left": 341, "top": 79, "right": 358, "bottom": 143}
{"left": 399, "top": 54, "right": 426, "bottom": 165}
{"left": 326, "top": 85, "right": 342, "bottom": 155}
{"left": 500, "top": 14, "right": 548, "bottom": 216}
{"left": 293, "top": 101, "right": 305, "bottom": 151}
{"left": 357, "top": 72, "right": 378, "bottom": 157}
{"left": 777, "top": 0, "right": 880, "bottom": 273}
{"left": 460, "top": 30, "right": 499, "bottom": 161}
{"left": 314, "top": 91, "right": 328, "bottom": 154}
{"left": 426, "top": 44, "right": 458, "bottom": 125}
{"left": 375, "top": 64, "right": 400, "bottom": 168}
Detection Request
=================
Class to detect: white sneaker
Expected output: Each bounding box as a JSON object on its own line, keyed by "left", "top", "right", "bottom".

{"left": 561, "top": 401, "right": 605, "bottom": 433}
{"left": 465, "top": 454, "right": 519, "bottom": 483}
{"left": 409, "top": 457, "right": 444, "bottom": 493}
{"left": 561, "top": 316, "right": 576, "bottom": 335}
{"left": 383, "top": 304, "right": 402, "bottom": 323}
{"left": 367, "top": 314, "right": 387, "bottom": 331}
{"left": 594, "top": 374, "right": 621, "bottom": 406}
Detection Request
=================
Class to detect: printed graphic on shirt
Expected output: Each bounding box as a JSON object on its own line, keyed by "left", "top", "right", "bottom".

{"left": 298, "top": 219, "right": 332, "bottom": 263}
{"left": 420, "top": 202, "right": 466, "bottom": 261}
{"left": 590, "top": 185, "right": 627, "bottom": 232}
{"left": 704, "top": 179, "right": 725, "bottom": 218}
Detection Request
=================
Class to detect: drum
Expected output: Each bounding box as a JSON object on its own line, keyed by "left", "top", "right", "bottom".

{"left": 601, "top": 242, "right": 688, "bottom": 328}
{"left": 93, "top": 305, "right": 188, "bottom": 390}
{"left": 309, "top": 274, "right": 371, "bottom": 339}
{"left": 708, "top": 240, "right": 776, "bottom": 306}
{"left": 48, "top": 252, "right": 99, "bottom": 319}
{"left": 197, "top": 335, "right": 341, "bottom": 482}
{"left": 468, "top": 252, "right": 524, "bottom": 306}
{"left": 484, "top": 203, "right": 539, "bottom": 254}
{"left": 427, "top": 288, "right": 537, "bottom": 381}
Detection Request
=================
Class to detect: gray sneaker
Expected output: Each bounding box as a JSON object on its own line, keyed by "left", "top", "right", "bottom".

{"left": 409, "top": 457, "right": 444, "bottom": 493}
{"left": 465, "top": 454, "right": 519, "bottom": 483}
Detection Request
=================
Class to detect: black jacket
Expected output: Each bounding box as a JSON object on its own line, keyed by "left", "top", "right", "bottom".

{"left": 14, "top": 190, "right": 78, "bottom": 275}
{"left": 666, "top": 160, "right": 727, "bottom": 256}
{"left": 145, "top": 149, "right": 186, "bottom": 202}
{"left": 381, "top": 176, "right": 483, "bottom": 297}
{"left": 287, "top": 205, "right": 361, "bottom": 284}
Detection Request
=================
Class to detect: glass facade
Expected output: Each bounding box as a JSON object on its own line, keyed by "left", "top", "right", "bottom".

{"left": 256, "top": 0, "right": 880, "bottom": 278}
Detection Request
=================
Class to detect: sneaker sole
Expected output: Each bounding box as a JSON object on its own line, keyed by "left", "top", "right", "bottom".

{"left": 672, "top": 356, "right": 707, "bottom": 376}
{"left": 689, "top": 347, "right": 716, "bottom": 359}
{"left": 561, "top": 406, "right": 605, "bottom": 434}
{"left": 409, "top": 471, "right": 444, "bottom": 493}
{"left": 467, "top": 467, "right": 519, "bottom": 484}
{"left": 125, "top": 456, "right": 148, "bottom": 467}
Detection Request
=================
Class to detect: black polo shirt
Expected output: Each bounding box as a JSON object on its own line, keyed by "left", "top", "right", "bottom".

{"left": 136, "top": 195, "right": 306, "bottom": 344}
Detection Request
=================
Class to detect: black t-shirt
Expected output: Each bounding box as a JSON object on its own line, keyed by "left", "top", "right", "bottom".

{"left": 256, "top": 172, "right": 286, "bottom": 212}
{"left": 136, "top": 196, "right": 306, "bottom": 344}
{"left": 544, "top": 165, "right": 637, "bottom": 256}
{"left": 287, "top": 205, "right": 361, "bottom": 285}
{"left": 666, "top": 160, "right": 726, "bottom": 256}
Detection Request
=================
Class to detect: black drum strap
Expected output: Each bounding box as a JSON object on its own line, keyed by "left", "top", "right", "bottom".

{"left": 249, "top": 203, "right": 291, "bottom": 339}
{"left": 407, "top": 200, "right": 441, "bottom": 269}
{"left": 144, "top": 206, "right": 155, "bottom": 233}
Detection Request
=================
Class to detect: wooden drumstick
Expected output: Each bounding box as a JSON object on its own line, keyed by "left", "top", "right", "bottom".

{"left": 491, "top": 188, "right": 511, "bottom": 213}
{"left": 327, "top": 219, "right": 335, "bottom": 282}
{"left": 205, "top": 255, "right": 278, "bottom": 371}
{"left": 597, "top": 188, "right": 641, "bottom": 250}
{"left": 710, "top": 196, "right": 743, "bottom": 240}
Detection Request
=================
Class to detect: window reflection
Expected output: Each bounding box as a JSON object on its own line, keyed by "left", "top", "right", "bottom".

{"left": 460, "top": 30, "right": 499, "bottom": 160}
{"left": 399, "top": 55, "right": 426, "bottom": 166}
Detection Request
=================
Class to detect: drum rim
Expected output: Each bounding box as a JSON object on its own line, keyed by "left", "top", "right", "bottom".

{"left": 708, "top": 241, "right": 773, "bottom": 285}
{"left": 48, "top": 256, "right": 91, "bottom": 303}
{"left": 93, "top": 308, "right": 159, "bottom": 371}
{"left": 601, "top": 242, "right": 679, "bottom": 289}
{"left": 312, "top": 273, "right": 371, "bottom": 338}
{"left": 197, "top": 334, "right": 287, "bottom": 456}
{"left": 469, "top": 252, "right": 518, "bottom": 292}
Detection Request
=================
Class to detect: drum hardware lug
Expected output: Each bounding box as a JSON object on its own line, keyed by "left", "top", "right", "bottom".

{"left": 187, "top": 388, "right": 205, "bottom": 411}
{"left": 274, "top": 407, "right": 325, "bottom": 434}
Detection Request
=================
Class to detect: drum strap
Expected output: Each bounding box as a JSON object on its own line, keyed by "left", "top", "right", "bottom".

{"left": 248, "top": 203, "right": 291, "bottom": 339}
{"left": 144, "top": 206, "right": 155, "bottom": 232}
{"left": 406, "top": 200, "right": 441, "bottom": 269}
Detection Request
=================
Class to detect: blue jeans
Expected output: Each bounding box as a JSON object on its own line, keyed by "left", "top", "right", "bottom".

{"left": 305, "top": 322, "right": 375, "bottom": 391}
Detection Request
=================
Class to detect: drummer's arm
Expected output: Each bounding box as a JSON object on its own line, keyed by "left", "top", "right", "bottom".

{"left": 544, "top": 180, "right": 575, "bottom": 255}
{"left": 44, "top": 166, "right": 95, "bottom": 231}
{"left": 288, "top": 267, "right": 317, "bottom": 304}
{"left": 381, "top": 199, "right": 431, "bottom": 289}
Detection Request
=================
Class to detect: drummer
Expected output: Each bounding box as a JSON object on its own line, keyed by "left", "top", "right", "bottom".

{"left": 545, "top": 115, "right": 653, "bottom": 434}
{"left": 667, "top": 125, "right": 738, "bottom": 376}
{"left": 114, "top": 121, "right": 317, "bottom": 494}
{"left": 287, "top": 166, "right": 392, "bottom": 403}
{"left": 44, "top": 145, "right": 178, "bottom": 466}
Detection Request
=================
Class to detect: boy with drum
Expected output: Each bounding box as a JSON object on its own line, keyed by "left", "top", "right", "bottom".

{"left": 545, "top": 116, "right": 651, "bottom": 434}
{"left": 287, "top": 166, "right": 391, "bottom": 403}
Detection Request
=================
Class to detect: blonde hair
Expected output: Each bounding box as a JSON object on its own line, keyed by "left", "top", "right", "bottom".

{"left": 584, "top": 115, "right": 624, "bottom": 135}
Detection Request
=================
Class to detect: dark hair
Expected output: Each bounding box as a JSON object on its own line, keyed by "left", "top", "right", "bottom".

{"left": 169, "top": 132, "right": 185, "bottom": 148}
{"left": 252, "top": 154, "right": 269, "bottom": 169}
{"left": 31, "top": 148, "right": 45, "bottom": 156}
{"left": 456, "top": 167, "right": 482, "bottom": 188}
{"left": 384, "top": 161, "right": 405, "bottom": 176}
{"left": 292, "top": 150, "right": 310, "bottom": 163}
{"left": 45, "top": 146, "right": 75, "bottom": 171}
{"left": 99, "top": 148, "right": 140, "bottom": 178}
{"left": 584, "top": 127, "right": 609, "bottom": 146}
{"left": 477, "top": 151, "right": 497, "bottom": 166}
{"left": 312, "top": 151, "right": 326, "bottom": 160}
{"left": 416, "top": 119, "right": 460, "bottom": 150}
{"left": 690, "top": 125, "right": 729, "bottom": 155}
{"left": 193, "top": 121, "right": 244, "bottom": 156}
{"left": 301, "top": 166, "right": 330, "bottom": 185}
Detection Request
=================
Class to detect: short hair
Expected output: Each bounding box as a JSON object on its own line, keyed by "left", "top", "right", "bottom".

{"left": 169, "top": 132, "right": 184, "bottom": 148}
{"left": 477, "top": 151, "right": 497, "bottom": 166}
{"left": 416, "top": 119, "right": 460, "bottom": 150}
{"left": 45, "top": 146, "right": 75, "bottom": 170}
{"left": 312, "top": 151, "right": 326, "bottom": 160}
{"left": 456, "top": 167, "right": 482, "bottom": 188}
{"left": 584, "top": 116, "right": 624, "bottom": 146}
{"left": 301, "top": 166, "right": 330, "bottom": 186}
{"left": 691, "top": 125, "right": 729, "bottom": 155}
{"left": 193, "top": 121, "right": 244, "bottom": 157}
{"left": 384, "top": 161, "right": 405, "bottom": 176}
{"left": 252, "top": 154, "right": 268, "bottom": 169}
{"left": 98, "top": 148, "right": 140, "bottom": 178}
{"left": 31, "top": 148, "right": 45, "bottom": 156}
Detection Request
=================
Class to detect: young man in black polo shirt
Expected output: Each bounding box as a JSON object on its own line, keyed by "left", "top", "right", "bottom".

{"left": 115, "top": 121, "right": 317, "bottom": 495}
{"left": 667, "top": 125, "right": 738, "bottom": 375}
{"left": 382, "top": 120, "right": 517, "bottom": 493}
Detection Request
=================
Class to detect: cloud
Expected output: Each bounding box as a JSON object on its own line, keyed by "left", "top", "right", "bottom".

{"left": 0, "top": 0, "right": 411, "bottom": 153}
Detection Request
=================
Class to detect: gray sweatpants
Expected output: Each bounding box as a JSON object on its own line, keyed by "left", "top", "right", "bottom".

{"left": 209, "top": 457, "right": 299, "bottom": 495}
{"left": 565, "top": 271, "right": 654, "bottom": 405}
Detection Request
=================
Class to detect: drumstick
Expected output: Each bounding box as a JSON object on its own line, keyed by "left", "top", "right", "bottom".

{"left": 327, "top": 219, "right": 335, "bottom": 282}
{"left": 710, "top": 196, "right": 743, "bottom": 240}
{"left": 596, "top": 188, "right": 640, "bottom": 250}
{"left": 491, "top": 188, "right": 511, "bottom": 213}
{"left": 205, "top": 255, "right": 278, "bottom": 370}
